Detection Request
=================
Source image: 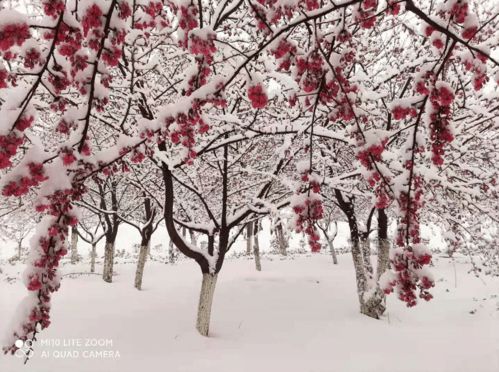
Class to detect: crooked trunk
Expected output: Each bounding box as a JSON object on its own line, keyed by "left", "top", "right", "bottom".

{"left": 90, "top": 243, "right": 97, "bottom": 273}
{"left": 134, "top": 239, "right": 150, "bottom": 290}
{"left": 196, "top": 273, "right": 218, "bottom": 336}
{"left": 102, "top": 241, "right": 115, "bottom": 283}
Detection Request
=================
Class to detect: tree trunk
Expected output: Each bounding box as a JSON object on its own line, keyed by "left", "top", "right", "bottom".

{"left": 376, "top": 239, "right": 391, "bottom": 280}
{"left": 329, "top": 221, "right": 339, "bottom": 264}
{"left": 275, "top": 222, "right": 287, "bottom": 256}
{"left": 253, "top": 222, "right": 261, "bottom": 271}
{"left": 356, "top": 236, "right": 385, "bottom": 319}
{"left": 168, "top": 240, "right": 175, "bottom": 264}
{"left": 70, "top": 227, "right": 79, "bottom": 264}
{"left": 360, "top": 288, "right": 386, "bottom": 319}
{"left": 102, "top": 242, "right": 115, "bottom": 283}
{"left": 360, "top": 234, "right": 374, "bottom": 280}
{"left": 360, "top": 209, "right": 390, "bottom": 319}
{"left": 134, "top": 241, "right": 150, "bottom": 290}
{"left": 196, "top": 273, "right": 218, "bottom": 336}
{"left": 189, "top": 230, "right": 197, "bottom": 246}
{"left": 350, "top": 240, "right": 367, "bottom": 305}
{"left": 246, "top": 222, "right": 254, "bottom": 255}
{"left": 326, "top": 238, "right": 338, "bottom": 265}
{"left": 90, "top": 243, "right": 97, "bottom": 273}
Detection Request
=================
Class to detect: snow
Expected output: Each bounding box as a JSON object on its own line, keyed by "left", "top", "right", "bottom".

{"left": 0, "top": 9, "right": 28, "bottom": 27}
{"left": 1, "top": 247, "right": 498, "bottom": 372}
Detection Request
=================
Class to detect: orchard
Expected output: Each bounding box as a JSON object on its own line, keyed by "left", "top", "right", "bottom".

{"left": 0, "top": 0, "right": 497, "bottom": 370}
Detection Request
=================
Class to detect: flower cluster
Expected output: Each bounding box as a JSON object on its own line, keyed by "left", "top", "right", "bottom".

{"left": 57, "top": 23, "right": 83, "bottom": 59}
{"left": 383, "top": 174, "right": 434, "bottom": 306}
{"left": 357, "top": 135, "right": 391, "bottom": 209}
{"left": 0, "top": 133, "right": 24, "bottom": 169}
{"left": 0, "top": 66, "right": 10, "bottom": 88}
{"left": 355, "top": 1, "right": 377, "bottom": 29}
{"left": 386, "top": 0, "right": 401, "bottom": 15}
{"left": 82, "top": 4, "right": 103, "bottom": 37}
{"left": 42, "top": 0, "right": 65, "bottom": 18}
{"left": 392, "top": 105, "right": 417, "bottom": 120}
{"left": 461, "top": 51, "right": 489, "bottom": 91}
{"left": 4, "top": 186, "right": 82, "bottom": 355}
{"left": 118, "top": 1, "right": 132, "bottom": 19}
{"left": 296, "top": 51, "right": 324, "bottom": 93}
{"left": 449, "top": 0, "right": 478, "bottom": 40}
{"left": 0, "top": 115, "right": 34, "bottom": 169}
{"left": 291, "top": 164, "right": 324, "bottom": 252}
{"left": 428, "top": 83, "right": 455, "bottom": 166}
{"left": 189, "top": 31, "right": 217, "bottom": 61}
{"left": 0, "top": 22, "right": 30, "bottom": 51}
{"left": 23, "top": 48, "right": 43, "bottom": 70}
{"left": 356, "top": 138, "right": 387, "bottom": 170}
{"left": 382, "top": 245, "right": 434, "bottom": 306}
{"left": 270, "top": 39, "right": 297, "bottom": 71}
{"left": 2, "top": 162, "right": 48, "bottom": 197}
{"left": 168, "top": 2, "right": 198, "bottom": 47}
{"left": 368, "top": 172, "right": 391, "bottom": 209}
{"left": 247, "top": 84, "right": 268, "bottom": 109}
{"left": 162, "top": 97, "right": 227, "bottom": 163}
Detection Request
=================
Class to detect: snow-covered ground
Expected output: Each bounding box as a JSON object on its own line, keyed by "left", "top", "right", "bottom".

{"left": 1, "top": 253, "right": 498, "bottom": 372}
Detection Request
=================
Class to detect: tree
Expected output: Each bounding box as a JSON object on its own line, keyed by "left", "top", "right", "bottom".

{"left": 317, "top": 209, "right": 339, "bottom": 264}
{"left": 75, "top": 212, "right": 106, "bottom": 273}
{"left": 0, "top": 213, "right": 35, "bottom": 261}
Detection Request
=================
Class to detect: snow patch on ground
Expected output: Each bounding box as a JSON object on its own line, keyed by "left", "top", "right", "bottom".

{"left": 0, "top": 254, "right": 498, "bottom": 372}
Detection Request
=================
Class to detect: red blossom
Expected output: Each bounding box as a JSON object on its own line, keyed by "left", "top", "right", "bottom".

{"left": 248, "top": 84, "right": 268, "bottom": 109}
{"left": 82, "top": 4, "right": 103, "bottom": 37}
{"left": 24, "top": 48, "right": 43, "bottom": 69}
{"left": 462, "top": 26, "right": 477, "bottom": 40}
{"left": 189, "top": 33, "right": 217, "bottom": 60}
{"left": 0, "top": 22, "right": 30, "bottom": 51}
{"left": 27, "top": 277, "right": 42, "bottom": 291}
{"left": 42, "top": 0, "right": 65, "bottom": 18}
{"left": 118, "top": 1, "right": 132, "bottom": 19}
{"left": 15, "top": 115, "right": 35, "bottom": 131}
{"left": 392, "top": 105, "right": 417, "bottom": 120}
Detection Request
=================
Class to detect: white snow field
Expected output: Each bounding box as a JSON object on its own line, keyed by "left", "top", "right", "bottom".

{"left": 1, "top": 253, "right": 498, "bottom": 372}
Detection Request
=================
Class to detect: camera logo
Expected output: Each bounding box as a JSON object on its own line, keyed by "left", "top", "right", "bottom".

{"left": 14, "top": 339, "right": 34, "bottom": 359}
